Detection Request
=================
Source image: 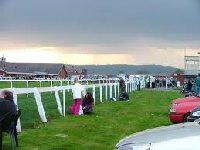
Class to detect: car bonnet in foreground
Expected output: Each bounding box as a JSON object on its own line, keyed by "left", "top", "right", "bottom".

{"left": 116, "top": 122, "right": 200, "bottom": 150}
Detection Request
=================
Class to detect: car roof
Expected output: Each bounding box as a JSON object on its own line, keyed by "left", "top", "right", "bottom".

{"left": 116, "top": 122, "right": 200, "bottom": 148}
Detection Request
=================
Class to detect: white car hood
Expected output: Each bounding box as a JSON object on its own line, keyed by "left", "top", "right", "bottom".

{"left": 116, "top": 122, "right": 200, "bottom": 150}
{"left": 152, "top": 135, "right": 200, "bottom": 150}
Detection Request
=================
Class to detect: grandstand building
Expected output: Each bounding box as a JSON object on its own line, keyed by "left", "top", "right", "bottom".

{"left": 184, "top": 56, "right": 199, "bottom": 79}
{"left": 0, "top": 56, "right": 85, "bottom": 79}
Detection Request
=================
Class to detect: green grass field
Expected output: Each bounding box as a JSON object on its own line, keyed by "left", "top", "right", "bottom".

{"left": 1, "top": 90, "right": 182, "bottom": 150}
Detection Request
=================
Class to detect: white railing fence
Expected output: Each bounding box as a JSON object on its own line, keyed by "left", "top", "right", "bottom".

{"left": 2, "top": 79, "right": 145, "bottom": 132}
{"left": 0, "top": 78, "right": 121, "bottom": 89}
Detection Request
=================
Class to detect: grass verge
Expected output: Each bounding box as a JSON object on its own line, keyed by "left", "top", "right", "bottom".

{"left": 2, "top": 90, "right": 181, "bottom": 149}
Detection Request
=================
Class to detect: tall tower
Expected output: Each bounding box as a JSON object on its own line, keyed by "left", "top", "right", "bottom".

{"left": 0, "top": 56, "right": 6, "bottom": 71}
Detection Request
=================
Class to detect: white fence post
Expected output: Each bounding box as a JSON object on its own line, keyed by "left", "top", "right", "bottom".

{"left": 54, "top": 87, "right": 63, "bottom": 116}
{"left": 33, "top": 88, "right": 47, "bottom": 123}
{"left": 100, "top": 84, "right": 103, "bottom": 103}
{"left": 110, "top": 83, "right": 112, "bottom": 98}
{"left": 117, "top": 82, "right": 120, "bottom": 96}
{"left": 93, "top": 85, "right": 96, "bottom": 104}
{"left": 63, "top": 89, "right": 66, "bottom": 117}
{"left": 130, "top": 82, "right": 133, "bottom": 92}
{"left": 105, "top": 82, "right": 108, "bottom": 100}
{"left": 13, "top": 90, "right": 22, "bottom": 132}
{"left": 132, "top": 82, "right": 134, "bottom": 92}
{"left": 114, "top": 83, "right": 117, "bottom": 98}
{"left": 126, "top": 82, "right": 128, "bottom": 93}
{"left": 128, "top": 82, "right": 130, "bottom": 93}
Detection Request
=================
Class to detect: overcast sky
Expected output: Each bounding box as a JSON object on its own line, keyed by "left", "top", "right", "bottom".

{"left": 0, "top": 0, "right": 200, "bottom": 68}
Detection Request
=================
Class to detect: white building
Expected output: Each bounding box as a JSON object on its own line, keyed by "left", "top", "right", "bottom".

{"left": 184, "top": 56, "right": 199, "bottom": 76}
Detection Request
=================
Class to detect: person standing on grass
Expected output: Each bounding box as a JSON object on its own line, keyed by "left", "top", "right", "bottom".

{"left": 119, "top": 78, "right": 126, "bottom": 95}
{"left": 136, "top": 78, "right": 141, "bottom": 91}
{"left": 70, "top": 78, "right": 85, "bottom": 115}
{"left": 186, "top": 79, "right": 193, "bottom": 93}
{"left": 195, "top": 73, "right": 200, "bottom": 97}
{"left": 0, "top": 90, "right": 17, "bottom": 123}
{"left": 0, "top": 90, "right": 18, "bottom": 149}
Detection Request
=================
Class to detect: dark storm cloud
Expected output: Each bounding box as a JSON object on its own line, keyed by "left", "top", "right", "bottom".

{"left": 1, "top": 0, "right": 200, "bottom": 53}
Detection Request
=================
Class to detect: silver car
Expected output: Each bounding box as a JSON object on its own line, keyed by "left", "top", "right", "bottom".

{"left": 115, "top": 122, "right": 200, "bottom": 150}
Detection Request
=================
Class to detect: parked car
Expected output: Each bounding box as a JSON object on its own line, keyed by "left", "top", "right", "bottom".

{"left": 187, "top": 105, "right": 200, "bottom": 122}
{"left": 115, "top": 122, "right": 200, "bottom": 150}
{"left": 169, "top": 96, "right": 200, "bottom": 123}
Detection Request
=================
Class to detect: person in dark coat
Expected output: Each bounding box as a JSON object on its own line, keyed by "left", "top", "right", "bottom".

{"left": 0, "top": 100, "right": 17, "bottom": 122}
{"left": 186, "top": 80, "right": 193, "bottom": 92}
{"left": 0, "top": 90, "right": 17, "bottom": 116}
{"left": 0, "top": 90, "right": 14, "bottom": 102}
{"left": 119, "top": 78, "right": 126, "bottom": 95}
{"left": 82, "top": 92, "right": 94, "bottom": 114}
{"left": 0, "top": 90, "right": 17, "bottom": 130}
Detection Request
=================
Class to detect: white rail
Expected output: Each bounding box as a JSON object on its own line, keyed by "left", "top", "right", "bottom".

{"left": 2, "top": 80, "right": 140, "bottom": 132}
{"left": 0, "top": 78, "right": 120, "bottom": 88}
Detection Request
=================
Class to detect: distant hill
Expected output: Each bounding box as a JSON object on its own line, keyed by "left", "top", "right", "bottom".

{"left": 1, "top": 61, "right": 178, "bottom": 75}
{"left": 4, "top": 62, "right": 64, "bottom": 74}
{"left": 76, "top": 64, "right": 178, "bottom": 75}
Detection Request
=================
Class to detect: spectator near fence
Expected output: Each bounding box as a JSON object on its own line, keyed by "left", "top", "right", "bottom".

{"left": 119, "top": 78, "right": 126, "bottom": 95}
{"left": 0, "top": 90, "right": 17, "bottom": 127}
{"left": 69, "top": 78, "right": 85, "bottom": 115}
{"left": 136, "top": 78, "right": 141, "bottom": 91}
{"left": 82, "top": 92, "right": 94, "bottom": 114}
{"left": 186, "top": 79, "right": 193, "bottom": 92}
{"left": 0, "top": 90, "right": 15, "bottom": 103}
{"left": 195, "top": 74, "right": 200, "bottom": 97}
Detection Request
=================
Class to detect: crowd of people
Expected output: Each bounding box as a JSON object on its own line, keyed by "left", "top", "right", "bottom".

{"left": 183, "top": 73, "right": 200, "bottom": 97}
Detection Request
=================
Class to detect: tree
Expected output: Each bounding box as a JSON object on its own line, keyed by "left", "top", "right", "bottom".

{"left": 174, "top": 69, "right": 184, "bottom": 74}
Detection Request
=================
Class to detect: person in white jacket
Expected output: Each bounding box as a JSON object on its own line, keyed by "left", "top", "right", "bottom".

{"left": 70, "top": 78, "right": 85, "bottom": 115}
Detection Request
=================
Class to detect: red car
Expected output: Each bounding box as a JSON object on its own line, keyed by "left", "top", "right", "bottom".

{"left": 169, "top": 96, "right": 200, "bottom": 123}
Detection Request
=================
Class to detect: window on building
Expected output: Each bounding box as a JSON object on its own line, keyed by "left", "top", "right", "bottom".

{"left": 186, "top": 60, "right": 198, "bottom": 65}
